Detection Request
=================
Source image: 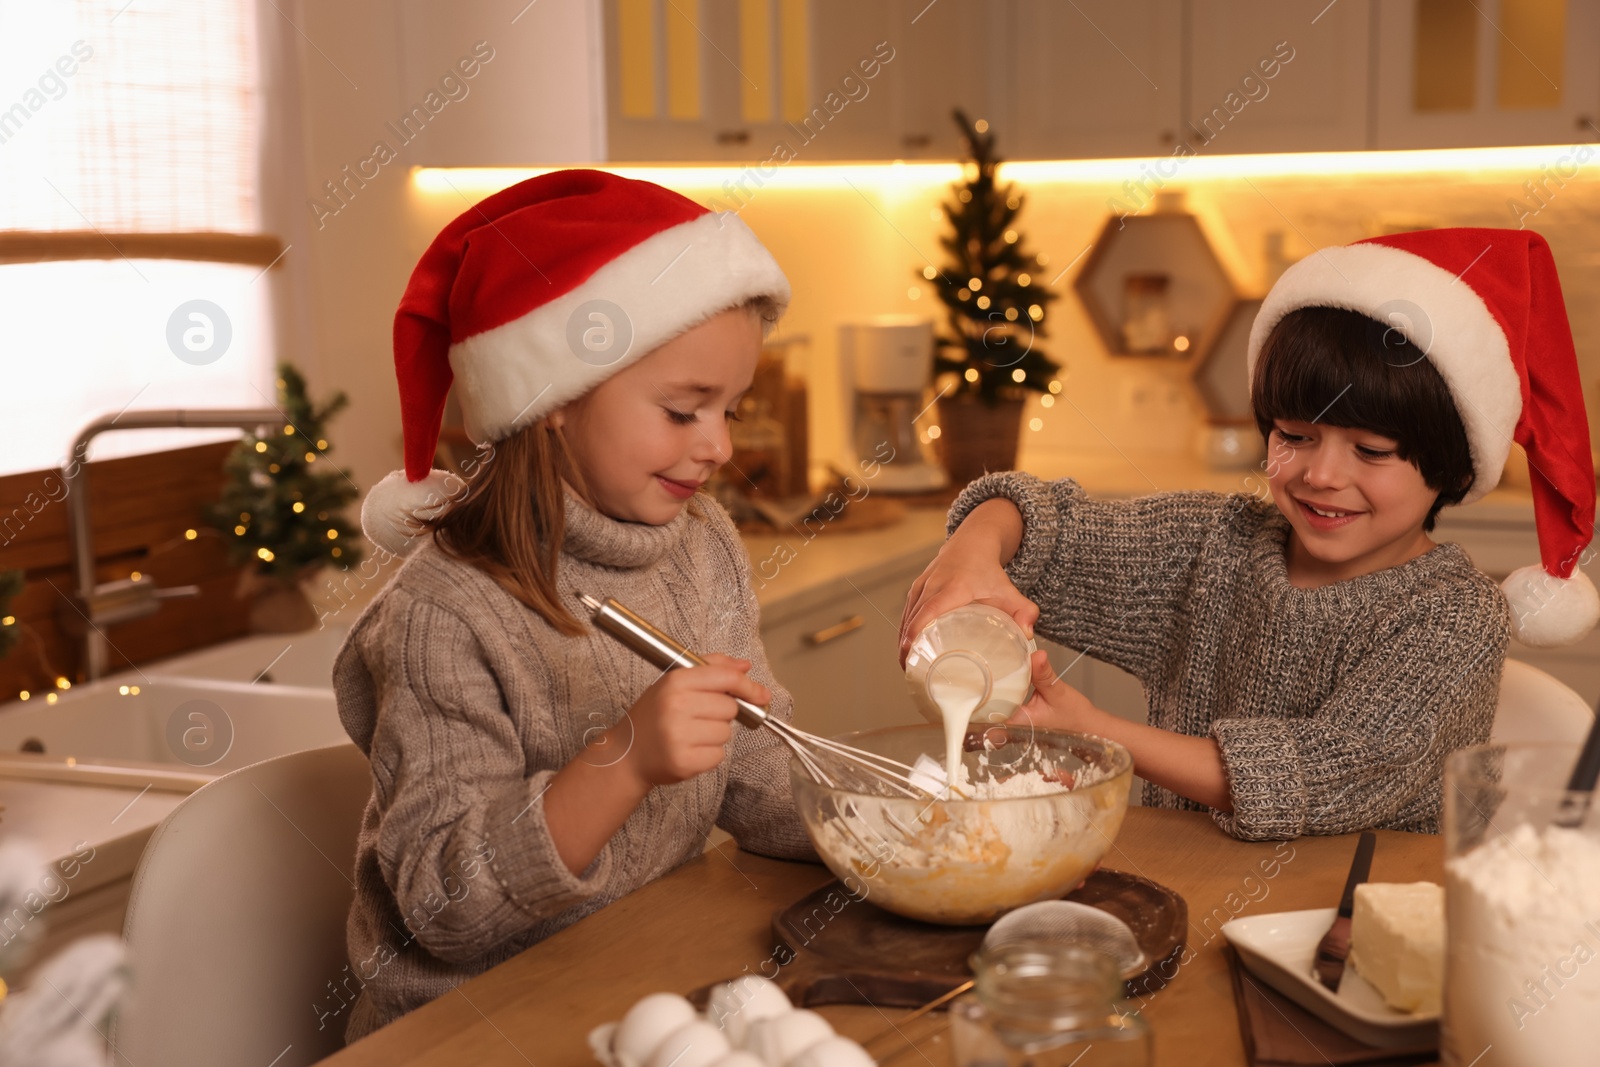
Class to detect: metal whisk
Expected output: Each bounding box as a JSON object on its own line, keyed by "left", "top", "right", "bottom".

{"left": 578, "top": 593, "right": 938, "bottom": 799}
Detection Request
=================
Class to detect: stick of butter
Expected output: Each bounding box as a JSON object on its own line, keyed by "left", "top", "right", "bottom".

{"left": 1347, "top": 881, "right": 1444, "bottom": 1014}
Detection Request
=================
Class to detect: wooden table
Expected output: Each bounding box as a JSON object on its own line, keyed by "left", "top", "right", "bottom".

{"left": 320, "top": 808, "right": 1444, "bottom": 1067}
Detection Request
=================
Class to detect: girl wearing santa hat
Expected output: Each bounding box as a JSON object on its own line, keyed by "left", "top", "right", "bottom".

{"left": 330, "top": 170, "right": 814, "bottom": 1040}
{"left": 901, "top": 227, "right": 1598, "bottom": 842}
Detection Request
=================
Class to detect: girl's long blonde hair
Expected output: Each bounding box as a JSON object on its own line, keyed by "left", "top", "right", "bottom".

{"left": 418, "top": 419, "right": 588, "bottom": 636}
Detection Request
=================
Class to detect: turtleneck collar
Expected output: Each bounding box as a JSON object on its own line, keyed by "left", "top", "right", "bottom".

{"left": 559, "top": 488, "right": 691, "bottom": 569}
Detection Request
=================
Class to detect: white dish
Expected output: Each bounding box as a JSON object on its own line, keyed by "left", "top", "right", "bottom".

{"left": 1221, "top": 907, "right": 1439, "bottom": 1050}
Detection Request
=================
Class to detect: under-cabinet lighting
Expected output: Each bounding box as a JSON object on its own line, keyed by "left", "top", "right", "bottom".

{"left": 413, "top": 143, "right": 1600, "bottom": 200}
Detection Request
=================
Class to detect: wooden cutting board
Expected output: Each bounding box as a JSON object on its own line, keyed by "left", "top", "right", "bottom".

{"left": 691, "top": 868, "right": 1186, "bottom": 1011}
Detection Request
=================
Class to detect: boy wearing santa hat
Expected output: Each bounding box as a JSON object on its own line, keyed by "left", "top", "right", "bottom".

{"left": 902, "top": 227, "right": 1596, "bottom": 840}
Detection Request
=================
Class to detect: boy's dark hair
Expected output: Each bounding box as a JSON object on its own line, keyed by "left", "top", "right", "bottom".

{"left": 1251, "top": 306, "right": 1474, "bottom": 533}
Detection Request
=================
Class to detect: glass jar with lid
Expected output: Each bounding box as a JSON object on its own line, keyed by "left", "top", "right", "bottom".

{"left": 950, "top": 942, "right": 1152, "bottom": 1067}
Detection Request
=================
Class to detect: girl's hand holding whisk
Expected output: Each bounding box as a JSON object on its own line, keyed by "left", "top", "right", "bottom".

{"left": 619, "top": 654, "right": 770, "bottom": 787}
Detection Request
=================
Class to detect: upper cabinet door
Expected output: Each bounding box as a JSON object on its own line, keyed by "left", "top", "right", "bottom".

{"left": 604, "top": 0, "right": 910, "bottom": 162}
{"left": 605, "top": 0, "right": 762, "bottom": 162}
{"left": 792, "top": 0, "right": 903, "bottom": 160}
{"left": 1186, "top": 0, "right": 1371, "bottom": 154}
{"left": 1373, "top": 0, "right": 1600, "bottom": 149}
{"left": 889, "top": 0, "right": 1001, "bottom": 160}
{"left": 1001, "top": 0, "right": 1184, "bottom": 160}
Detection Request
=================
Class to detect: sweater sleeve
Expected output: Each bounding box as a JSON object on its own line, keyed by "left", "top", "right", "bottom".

{"left": 357, "top": 595, "right": 620, "bottom": 964}
{"left": 946, "top": 471, "right": 1250, "bottom": 680}
{"left": 698, "top": 503, "right": 819, "bottom": 862}
{"left": 1210, "top": 589, "right": 1508, "bottom": 840}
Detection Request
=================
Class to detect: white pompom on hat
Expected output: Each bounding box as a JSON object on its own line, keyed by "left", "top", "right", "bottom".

{"left": 1247, "top": 227, "right": 1598, "bottom": 648}
{"left": 362, "top": 168, "right": 791, "bottom": 557}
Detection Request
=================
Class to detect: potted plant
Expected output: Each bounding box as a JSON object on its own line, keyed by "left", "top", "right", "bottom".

{"left": 209, "top": 362, "right": 363, "bottom": 632}
{"left": 923, "top": 109, "right": 1062, "bottom": 487}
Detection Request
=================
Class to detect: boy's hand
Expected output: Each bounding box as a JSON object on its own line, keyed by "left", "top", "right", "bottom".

{"left": 900, "top": 502, "right": 1038, "bottom": 666}
{"left": 1007, "top": 649, "right": 1100, "bottom": 732}
{"left": 617, "top": 654, "right": 769, "bottom": 787}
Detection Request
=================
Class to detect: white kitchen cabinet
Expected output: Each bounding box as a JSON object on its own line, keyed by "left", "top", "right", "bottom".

{"left": 397, "top": 0, "right": 1597, "bottom": 168}
{"left": 602, "top": 0, "right": 912, "bottom": 163}
{"left": 760, "top": 551, "right": 933, "bottom": 740}
{"left": 1372, "top": 0, "right": 1600, "bottom": 150}
{"left": 604, "top": 0, "right": 777, "bottom": 163}
{"left": 1000, "top": 0, "right": 1185, "bottom": 160}
{"left": 1185, "top": 0, "right": 1371, "bottom": 154}
{"left": 887, "top": 0, "right": 1003, "bottom": 159}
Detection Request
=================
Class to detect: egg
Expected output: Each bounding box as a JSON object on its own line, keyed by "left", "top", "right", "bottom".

{"left": 744, "top": 1009, "right": 833, "bottom": 1065}
{"left": 644, "top": 1021, "right": 730, "bottom": 1067}
{"left": 613, "top": 993, "right": 697, "bottom": 1067}
{"left": 705, "top": 1055, "right": 767, "bottom": 1067}
{"left": 705, "top": 975, "right": 792, "bottom": 1046}
{"left": 789, "top": 1036, "right": 875, "bottom": 1067}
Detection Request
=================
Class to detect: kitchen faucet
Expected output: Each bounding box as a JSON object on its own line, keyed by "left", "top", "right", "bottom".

{"left": 62, "top": 408, "right": 281, "bottom": 680}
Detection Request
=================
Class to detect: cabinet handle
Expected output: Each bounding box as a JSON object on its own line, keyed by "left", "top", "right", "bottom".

{"left": 715, "top": 129, "right": 751, "bottom": 145}
{"left": 804, "top": 614, "right": 865, "bottom": 646}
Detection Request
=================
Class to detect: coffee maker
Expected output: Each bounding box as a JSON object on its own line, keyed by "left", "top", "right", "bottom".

{"left": 838, "top": 316, "right": 947, "bottom": 493}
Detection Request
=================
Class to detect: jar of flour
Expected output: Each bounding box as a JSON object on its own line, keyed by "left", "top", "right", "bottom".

{"left": 1441, "top": 742, "right": 1600, "bottom": 1066}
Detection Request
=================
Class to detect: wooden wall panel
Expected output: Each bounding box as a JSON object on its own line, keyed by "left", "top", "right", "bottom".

{"left": 0, "top": 443, "right": 255, "bottom": 698}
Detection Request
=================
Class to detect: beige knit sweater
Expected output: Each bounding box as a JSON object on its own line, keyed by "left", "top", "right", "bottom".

{"left": 949, "top": 472, "right": 1511, "bottom": 842}
{"left": 330, "top": 492, "right": 816, "bottom": 1043}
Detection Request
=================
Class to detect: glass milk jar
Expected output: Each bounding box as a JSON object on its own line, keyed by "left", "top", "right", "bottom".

{"left": 904, "top": 604, "right": 1036, "bottom": 724}
{"left": 950, "top": 943, "right": 1152, "bottom": 1067}
{"left": 1441, "top": 742, "right": 1600, "bottom": 1067}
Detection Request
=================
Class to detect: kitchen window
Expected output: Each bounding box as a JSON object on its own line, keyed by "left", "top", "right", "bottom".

{"left": 0, "top": 0, "right": 280, "bottom": 477}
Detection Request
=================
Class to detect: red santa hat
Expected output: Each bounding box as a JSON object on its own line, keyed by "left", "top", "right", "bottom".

{"left": 361, "top": 168, "right": 790, "bottom": 556}
{"left": 1247, "top": 227, "right": 1598, "bottom": 649}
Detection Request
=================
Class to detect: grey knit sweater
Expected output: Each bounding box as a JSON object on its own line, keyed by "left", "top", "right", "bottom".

{"left": 329, "top": 492, "right": 816, "bottom": 1043}
{"left": 949, "top": 472, "right": 1510, "bottom": 841}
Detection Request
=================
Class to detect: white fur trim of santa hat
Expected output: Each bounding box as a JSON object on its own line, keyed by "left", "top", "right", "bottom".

{"left": 361, "top": 468, "right": 463, "bottom": 557}
{"left": 1247, "top": 242, "right": 1523, "bottom": 507}
{"left": 449, "top": 210, "right": 789, "bottom": 445}
{"left": 1502, "top": 562, "right": 1600, "bottom": 648}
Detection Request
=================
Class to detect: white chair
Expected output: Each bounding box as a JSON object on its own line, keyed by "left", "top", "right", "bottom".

{"left": 111, "top": 743, "right": 370, "bottom": 1067}
{"left": 1491, "top": 658, "right": 1595, "bottom": 744}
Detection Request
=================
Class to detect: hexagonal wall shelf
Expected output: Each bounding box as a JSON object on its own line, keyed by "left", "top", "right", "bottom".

{"left": 1074, "top": 211, "right": 1238, "bottom": 362}
{"left": 1194, "top": 297, "right": 1263, "bottom": 424}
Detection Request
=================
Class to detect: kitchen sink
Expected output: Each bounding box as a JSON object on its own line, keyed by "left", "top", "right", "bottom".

{"left": 0, "top": 677, "right": 348, "bottom": 788}
{"left": 140, "top": 623, "right": 351, "bottom": 687}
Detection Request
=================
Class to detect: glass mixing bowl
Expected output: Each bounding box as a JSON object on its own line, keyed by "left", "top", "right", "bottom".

{"left": 790, "top": 724, "right": 1133, "bottom": 926}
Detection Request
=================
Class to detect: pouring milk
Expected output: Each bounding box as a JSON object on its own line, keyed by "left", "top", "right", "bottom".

{"left": 906, "top": 605, "right": 1037, "bottom": 795}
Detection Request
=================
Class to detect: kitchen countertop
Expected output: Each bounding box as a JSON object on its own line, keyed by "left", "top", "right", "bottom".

{"left": 318, "top": 806, "right": 1446, "bottom": 1067}
{"left": 315, "top": 450, "right": 1541, "bottom": 629}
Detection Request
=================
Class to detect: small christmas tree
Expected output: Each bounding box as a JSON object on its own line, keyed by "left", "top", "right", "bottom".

{"left": 924, "top": 109, "right": 1062, "bottom": 403}
{"left": 209, "top": 362, "right": 363, "bottom": 582}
